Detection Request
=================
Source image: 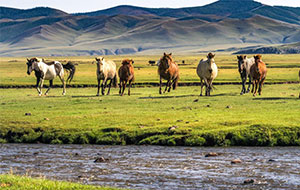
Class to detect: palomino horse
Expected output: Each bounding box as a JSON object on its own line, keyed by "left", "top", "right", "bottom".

{"left": 118, "top": 59, "right": 135, "bottom": 96}
{"left": 237, "top": 55, "right": 255, "bottom": 95}
{"left": 95, "top": 57, "right": 117, "bottom": 96}
{"left": 26, "top": 57, "right": 75, "bottom": 96}
{"left": 196, "top": 53, "right": 218, "bottom": 96}
{"left": 250, "top": 55, "right": 267, "bottom": 96}
{"left": 158, "top": 53, "right": 179, "bottom": 94}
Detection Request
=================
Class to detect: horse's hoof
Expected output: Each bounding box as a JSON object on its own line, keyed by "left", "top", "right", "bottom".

{"left": 62, "top": 93, "right": 66, "bottom": 96}
{"left": 96, "top": 94, "right": 99, "bottom": 96}
{"left": 38, "top": 94, "right": 42, "bottom": 96}
{"left": 200, "top": 94, "right": 202, "bottom": 96}
{"left": 240, "top": 92, "right": 244, "bottom": 95}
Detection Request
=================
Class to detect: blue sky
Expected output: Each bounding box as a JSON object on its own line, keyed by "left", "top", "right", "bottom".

{"left": 0, "top": 0, "right": 299, "bottom": 13}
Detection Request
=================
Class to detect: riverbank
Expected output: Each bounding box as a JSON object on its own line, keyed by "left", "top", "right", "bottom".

{"left": 0, "top": 174, "right": 123, "bottom": 190}
{"left": 1, "top": 85, "right": 299, "bottom": 146}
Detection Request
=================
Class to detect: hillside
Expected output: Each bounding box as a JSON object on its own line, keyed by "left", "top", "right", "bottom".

{"left": 234, "top": 42, "right": 300, "bottom": 54}
{"left": 0, "top": 0, "right": 300, "bottom": 56}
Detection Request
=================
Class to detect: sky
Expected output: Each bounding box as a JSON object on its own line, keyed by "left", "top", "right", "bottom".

{"left": 0, "top": 0, "right": 300, "bottom": 13}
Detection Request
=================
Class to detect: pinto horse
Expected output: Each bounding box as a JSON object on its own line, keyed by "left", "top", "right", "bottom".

{"left": 158, "top": 53, "right": 179, "bottom": 94}
{"left": 26, "top": 57, "right": 75, "bottom": 96}
{"left": 237, "top": 55, "right": 255, "bottom": 95}
{"left": 118, "top": 59, "right": 134, "bottom": 96}
{"left": 95, "top": 57, "right": 117, "bottom": 96}
{"left": 250, "top": 55, "right": 267, "bottom": 96}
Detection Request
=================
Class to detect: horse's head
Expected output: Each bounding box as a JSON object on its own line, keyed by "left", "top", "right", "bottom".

{"left": 26, "top": 57, "right": 40, "bottom": 75}
{"left": 254, "top": 55, "right": 262, "bottom": 72}
{"left": 160, "top": 53, "right": 173, "bottom": 69}
{"left": 207, "top": 53, "right": 215, "bottom": 73}
{"left": 95, "top": 57, "right": 105, "bottom": 71}
{"left": 121, "top": 59, "right": 134, "bottom": 66}
{"left": 237, "top": 55, "right": 247, "bottom": 74}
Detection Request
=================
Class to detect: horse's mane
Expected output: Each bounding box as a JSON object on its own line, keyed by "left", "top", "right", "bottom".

{"left": 122, "top": 59, "right": 133, "bottom": 65}
{"left": 208, "top": 53, "right": 215, "bottom": 59}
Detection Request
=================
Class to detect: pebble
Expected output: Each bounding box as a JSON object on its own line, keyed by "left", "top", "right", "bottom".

{"left": 206, "top": 104, "right": 210, "bottom": 107}
{"left": 94, "top": 157, "right": 108, "bottom": 163}
{"left": 169, "top": 126, "right": 178, "bottom": 131}
{"left": 244, "top": 179, "right": 255, "bottom": 184}
{"left": 226, "top": 105, "right": 232, "bottom": 109}
{"left": 193, "top": 99, "right": 199, "bottom": 102}
{"left": 44, "top": 118, "right": 49, "bottom": 121}
{"left": 231, "top": 159, "right": 242, "bottom": 164}
{"left": 205, "top": 152, "right": 219, "bottom": 157}
{"left": 25, "top": 112, "right": 31, "bottom": 116}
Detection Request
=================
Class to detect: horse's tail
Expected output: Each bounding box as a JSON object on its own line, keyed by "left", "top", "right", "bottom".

{"left": 112, "top": 74, "right": 118, "bottom": 88}
{"left": 173, "top": 76, "right": 179, "bottom": 90}
{"left": 63, "top": 62, "right": 76, "bottom": 83}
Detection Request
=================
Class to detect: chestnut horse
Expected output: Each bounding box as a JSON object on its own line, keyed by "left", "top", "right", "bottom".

{"left": 250, "top": 55, "right": 267, "bottom": 96}
{"left": 118, "top": 59, "right": 134, "bottom": 96}
{"left": 158, "top": 53, "right": 179, "bottom": 94}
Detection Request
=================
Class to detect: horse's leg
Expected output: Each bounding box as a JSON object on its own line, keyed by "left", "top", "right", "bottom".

{"left": 208, "top": 79, "right": 212, "bottom": 96}
{"left": 159, "top": 76, "right": 162, "bottom": 94}
{"left": 200, "top": 79, "right": 203, "bottom": 96}
{"left": 128, "top": 80, "right": 132, "bottom": 96}
{"left": 119, "top": 80, "right": 122, "bottom": 95}
{"left": 241, "top": 75, "right": 246, "bottom": 95}
{"left": 164, "top": 80, "right": 170, "bottom": 93}
{"left": 96, "top": 78, "right": 101, "bottom": 96}
{"left": 203, "top": 78, "right": 209, "bottom": 96}
{"left": 246, "top": 74, "right": 251, "bottom": 93}
{"left": 258, "top": 78, "right": 265, "bottom": 96}
{"left": 107, "top": 79, "right": 113, "bottom": 95}
{"left": 253, "top": 80, "right": 258, "bottom": 96}
{"left": 45, "top": 80, "right": 53, "bottom": 95}
{"left": 59, "top": 76, "right": 66, "bottom": 95}
{"left": 38, "top": 79, "right": 44, "bottom": 96}
{"left": 121, "top": 80, "right": 127, "bottom": 96}
{"left": 251, "top": 79, "right": 255, "bottom": 93}
{"left": 36, "top": 78, "right": 41, "bottom": 96}
{"left": 101, "top": 78, "right": 107, "bottom": 95}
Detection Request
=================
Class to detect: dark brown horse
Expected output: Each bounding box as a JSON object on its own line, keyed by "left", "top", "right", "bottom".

{"left": 118, "top": 59, "right": 134, "bottom": 96}
{"left": 250, "top": 55, "right": 267, "bottom": 96}
{"left": 158, "top": 53, "right": 179, "bottom": 94}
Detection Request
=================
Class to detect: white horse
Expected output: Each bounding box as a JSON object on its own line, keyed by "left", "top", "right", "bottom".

{"left": 26, "top": 57, "right": 75, "bottom": 96}
{"left": 95, "top": 57, "right": 118, "bottom": 96}
{"left": 237, "top": 55, "right": 255, "bottom": 95}
{"left": 196, "top": 53, "right": 218, "bottom": 96}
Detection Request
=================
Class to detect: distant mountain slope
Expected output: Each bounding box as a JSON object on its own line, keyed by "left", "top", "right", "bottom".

{"left": 0, "top": 0, "right": 300, "bottom": 56}
{"left": 0, "top": 7, "right": 68, "bottom": 19}
{"left": 77, "top": 0, "right": 300, "bottom": 25}
{"left": 234, "top": 42, "right": 300, "bottom": 54}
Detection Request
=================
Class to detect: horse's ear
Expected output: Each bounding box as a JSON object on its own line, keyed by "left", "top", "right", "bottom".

{"left": 102, "top": 57, "right": 104, "bottom": 61}
{"left": 164, "top": 52, "right": 166, "bottom": 56}
{"left": 27, "top": 58, "right": 30, "bottom": 62}
{"left": 169, "top": 53, "right": 172, "bottom": 56}
{"left": 237, "top": 56, "right": 240, "bottom": 59}
{"left": 131, "top": 59, "right": 134, "bottom": 64}
{"left": 95, "top": 57, "right": 99, "bottom": 61}
{"left": 243, "top": 55, "right": 247, "bottom": 59}
{"left": 212, "top": 54, "right": 215, "bottom": 58}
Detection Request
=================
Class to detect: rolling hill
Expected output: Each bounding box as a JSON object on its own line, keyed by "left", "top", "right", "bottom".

{"left": 0, "top": 0, "right": 300, "bottom": 56}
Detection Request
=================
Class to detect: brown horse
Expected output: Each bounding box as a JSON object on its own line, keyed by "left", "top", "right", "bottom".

{"left": 158, "top": 53, "right": 179, "bottom": 94}
{"left": 250, "top": 55, "right": 267, "bottom": 96}
{"left": 118, "top": 59, "right": 134, "bottom": 96}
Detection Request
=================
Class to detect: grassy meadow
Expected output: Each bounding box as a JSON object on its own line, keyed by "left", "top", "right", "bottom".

{"left": 0, "top": 54, "right": 299, "bottom": 146}
{"left": 0, "top": 174, "right": 123, "bottom": 190}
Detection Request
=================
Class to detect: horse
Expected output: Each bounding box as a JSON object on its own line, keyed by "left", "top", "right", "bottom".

{"left": 158, "top": 53, "right": 179, "bottom": 94}
{"left": 237, "top": 55, "right": 255, "bottom": 95}
{"left": 26, "top": 57, "right": 75, "bottom": 96}
{"left": 250, "top": 55, "right": 267, "bottom": 96}
{"left": 299, "top": 70, "right": 300, "bottom": 99}
{"left": 196, "top": 53, "right": 218, "bottom": 96}
{"left": 95, "top": 57, "right": 117, "bottom": 96}
{"left": 118, "top": 59, "right": 135, "bottom": 96}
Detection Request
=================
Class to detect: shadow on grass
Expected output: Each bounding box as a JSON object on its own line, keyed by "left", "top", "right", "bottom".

{"left": 209, "top": 93, "right": 238, "bottom": 97}
{"left": 253, "top": 97, "right": 299, "bottom": 100}
{"left": 139, "top": 94, "right": 198, "bottom": 99}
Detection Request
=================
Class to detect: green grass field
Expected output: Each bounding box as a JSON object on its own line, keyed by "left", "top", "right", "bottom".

{"left": 0, "top": 174, "right": 122, "bottom": 190}
{"left": 0, "top": 54, "right": 299, "bottom": 86}
{"left": 0, "top": 55, "right": 299, "bottom": 146}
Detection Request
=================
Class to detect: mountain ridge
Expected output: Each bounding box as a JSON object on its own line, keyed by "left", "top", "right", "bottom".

{"left": 0, "top": 0, "right": 300, "bottom": 56}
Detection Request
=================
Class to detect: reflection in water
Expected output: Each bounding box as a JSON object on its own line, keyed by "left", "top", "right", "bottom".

{"left": 0, "top": 144, "right": 299, "bottom": 190}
